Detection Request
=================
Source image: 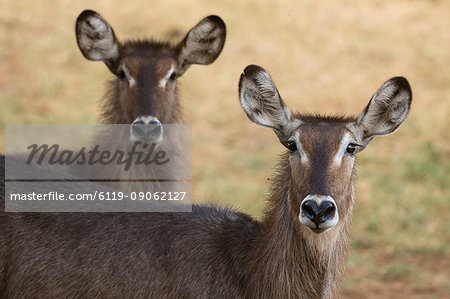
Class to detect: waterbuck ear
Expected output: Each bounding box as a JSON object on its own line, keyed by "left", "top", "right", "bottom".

{"left": 239, "top": 65, "right": 293, "bottom": 140}
{"left": 355, "top": 77, "right": 412, "bottom": 149}
{"left": 75, "top": 10, "right": 120, "bottom": 74}
{"left": 175, "top": 15, "right": 226, "bottom": 75}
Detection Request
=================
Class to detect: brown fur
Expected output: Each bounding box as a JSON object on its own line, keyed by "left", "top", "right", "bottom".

{"left": 243, "top": 120, "right": 355, "bottom": 298}
{"left": 98, "top": 42, "right": 183, "bottom": 125}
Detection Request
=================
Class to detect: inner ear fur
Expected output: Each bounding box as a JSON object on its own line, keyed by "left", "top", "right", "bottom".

{"left": 175, "top": 15, "right": 226, "bottom": 75}
{"left": 238, "top": 65, "right": 294, "bottom": 140}
{"left": 75, "top": 10, "right": 120, "bottom": 72}
{"left": 355, "top": 76, "right": 412, "bottom": 148}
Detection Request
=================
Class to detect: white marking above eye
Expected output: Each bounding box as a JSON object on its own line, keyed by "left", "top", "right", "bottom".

{"left": 121, "top": 65, "right": 135, "bottom": 87}
{"left": 332, "top": 132, "right": 352, "bottom": 166}
{"left": 128, "top": 76, "right": 136, "bottom": 87}
{"left": 293, "top": 132, "right": 308, "bottom": 163}
{"left": 159, "top": 66, "right": 175, "bottom": 88}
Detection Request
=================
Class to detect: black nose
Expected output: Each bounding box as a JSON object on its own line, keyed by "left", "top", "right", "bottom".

{"left": 131, "top": 120, "right": 162, "bottom": 141}
{"left": 301, "top": 200, "right": 336, "bottom": 227}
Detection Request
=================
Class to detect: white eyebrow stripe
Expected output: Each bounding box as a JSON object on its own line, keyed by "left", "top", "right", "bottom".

{"left": 122, "top": 64, "right": 135, "bottom": 87}
{"left": 294, "top": 132, "right": 308, "bottom": 163}
{"left": 129, "top": 76, "right": 136, "bottom": 87}
{"left": 159, "top": 66, "right": 174, "bottom": 88}
{"left": 333, "top": 132, "right": 351, "bottom": 166}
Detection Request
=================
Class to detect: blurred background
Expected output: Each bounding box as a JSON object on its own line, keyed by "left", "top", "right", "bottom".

{"left": 1, "top": 0, "right": 449, "bottom": 297}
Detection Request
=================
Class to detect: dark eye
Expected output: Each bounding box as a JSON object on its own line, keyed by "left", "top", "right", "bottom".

{"left": 118, "top": 70, "right": 127, "bottom": 80}
{"left": 346, "top": 143, "right": 358, "bottom": 154}
{"left": 283, "top": 140, "right": 297, "bottom": 152}
{"left": 169, "top": 72, "right": 177, "bottom": 81}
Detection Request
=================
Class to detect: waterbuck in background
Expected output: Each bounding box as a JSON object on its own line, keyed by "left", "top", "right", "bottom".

{"left": 76, "top": 9, "right": 226, "bottom": 129}
{"left": 74, "top": 10, "right": 226, "bottom": 191}
{"left": 0, "top": 66, "right": 412, "bottom": 298}
{"left": 1, "top": 11, "right": 225, "bottom": 203}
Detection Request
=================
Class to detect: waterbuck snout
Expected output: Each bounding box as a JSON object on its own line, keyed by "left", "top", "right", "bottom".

{"left": 75, "top": 10, "right": 226, "bottom": 142}
{"left": 130, "top": 116, "right": 163, "bottom": 143}
{"left": 300, "top": 195, "right": 338, "bottom": 233}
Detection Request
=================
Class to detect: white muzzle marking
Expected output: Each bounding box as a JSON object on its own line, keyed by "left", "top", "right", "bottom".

{"left": 299, "top": 194, "right": 339, "bottom": 232}
{"left": 130, "top": 116, "right": 163, "bottom": 143}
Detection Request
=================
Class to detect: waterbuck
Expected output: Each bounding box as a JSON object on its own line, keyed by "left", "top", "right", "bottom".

{"left": 76, "top": 10, "right": 226, "bottom": 131}
{"left": 74, "top": 10, "right": 226, "bottom": 191}
{"left": 0, "top": 66, "right": 412, "bottom": 298}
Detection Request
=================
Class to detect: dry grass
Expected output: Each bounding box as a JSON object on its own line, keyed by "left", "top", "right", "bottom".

{"left": 1, "top": 0, "right": 449, "bottom": 297}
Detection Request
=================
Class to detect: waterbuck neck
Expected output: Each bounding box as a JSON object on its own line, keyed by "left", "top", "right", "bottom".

{"left": 243, "top": 157, "right": 353, "bottom": 299}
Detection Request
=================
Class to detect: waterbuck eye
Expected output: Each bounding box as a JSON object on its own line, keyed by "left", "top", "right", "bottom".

{"left": 169, "top": 72, "right": 177, "bottom": 81}
{"left": 283, "top": 140, "right": 297, "bottom": 152}
{"left": 346, "top": 143, "right": 358, "bottom": 154}
{"left": 118, "top": 70, "right": 127, "bottom": 80}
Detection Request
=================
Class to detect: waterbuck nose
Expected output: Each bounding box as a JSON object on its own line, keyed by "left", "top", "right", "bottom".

{"left": 130, "top": 118, "right": 162, "bottom": 142}
{"left": 301, "top": 200, "right": 336, "bottom": 227}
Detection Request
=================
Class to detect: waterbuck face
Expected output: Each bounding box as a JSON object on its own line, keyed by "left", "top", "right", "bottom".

{"left": 239, "top": 65, "right": 412, "bottom": 234}
{"left": 76, "top": 10, "right": 226, "bottom": 142}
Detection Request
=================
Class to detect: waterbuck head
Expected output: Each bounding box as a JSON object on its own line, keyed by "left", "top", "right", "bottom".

{"left": 239, "top": 65, "right": 412, "bottom": 235}
{"left": 76, "top": 10, "right": 226, "bottom": 142}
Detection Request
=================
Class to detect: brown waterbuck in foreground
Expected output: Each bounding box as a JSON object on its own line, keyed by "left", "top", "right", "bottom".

{"left": 0, "top": 66, "right": 412, "bottom": 298}
{"left": 236, "top": 65, "right": 411, "bottom": 298}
